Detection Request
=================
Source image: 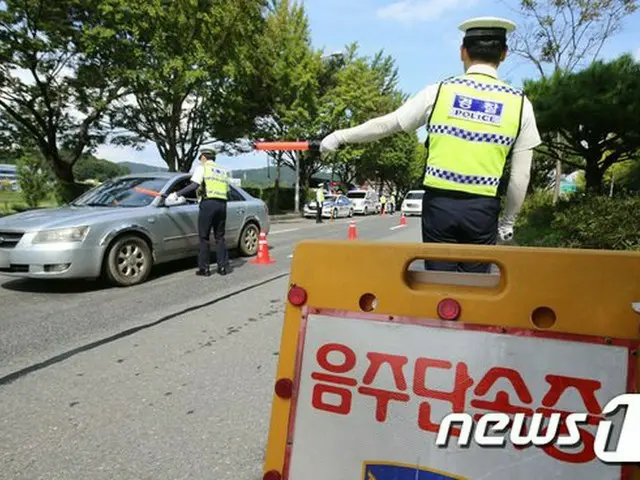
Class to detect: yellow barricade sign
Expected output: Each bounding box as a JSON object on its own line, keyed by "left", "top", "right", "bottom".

{"left": 263, "top": 241, "right": 640, "bottom": 480}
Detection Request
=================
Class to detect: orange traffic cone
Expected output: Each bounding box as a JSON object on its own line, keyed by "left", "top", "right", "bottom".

{"left": 348, "top": 220, "right": 358, "bottom": 240}
{"left": 250, "top": 231, "right": 275, "bottom": 265}
{"left": 400, "top": 213, "right": 407, "bottom": 226}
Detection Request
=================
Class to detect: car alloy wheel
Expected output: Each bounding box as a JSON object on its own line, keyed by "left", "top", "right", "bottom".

{"left": 105, "top": 235, "right": 152, "bottom": 287}
{"left": 240, "top": 223, "right": 260, "bottom": 256}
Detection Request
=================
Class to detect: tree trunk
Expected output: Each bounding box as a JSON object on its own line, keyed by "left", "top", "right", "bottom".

{"left": 585, "top": 163, "right": 605, "bottom": 194}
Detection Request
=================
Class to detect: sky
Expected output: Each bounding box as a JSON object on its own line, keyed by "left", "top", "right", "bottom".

{"left": 95, "top": 0, "right": 640, "bottom": 174}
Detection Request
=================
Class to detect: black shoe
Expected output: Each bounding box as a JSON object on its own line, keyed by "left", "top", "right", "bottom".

{"left": 196, "top": 269, "right": 211, "bottom": 277}
{"left": 217, "top": 266, "right": 228, "bottom": 276}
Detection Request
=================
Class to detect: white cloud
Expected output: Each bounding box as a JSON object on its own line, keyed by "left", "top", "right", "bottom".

{"left": 635, "top": 47, "right": 640, "bottom": 61}
{"left": 377, "top": 0, "right": 478, "bottom": 24}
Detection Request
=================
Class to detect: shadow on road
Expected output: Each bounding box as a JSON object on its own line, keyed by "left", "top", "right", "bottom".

{"left": 0, "top": 250, "right": 251, "bottom": 294}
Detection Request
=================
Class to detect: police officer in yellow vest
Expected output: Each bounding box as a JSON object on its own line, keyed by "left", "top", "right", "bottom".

{"left": 171, "top": 149, "right": 230, "bottom": 276}
{"left": 315, "top": 183, "right": 325, "bottom": 224}
{"left": 320, "top": 17, "right": 541, "bottom": 273}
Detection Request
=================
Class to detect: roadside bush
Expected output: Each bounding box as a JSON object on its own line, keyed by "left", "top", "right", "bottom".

{"left": 16, "top": 154, "right": 51, "bottom": 208}
{"left": 515, "top": 192, "right": 640, "bottom": 250}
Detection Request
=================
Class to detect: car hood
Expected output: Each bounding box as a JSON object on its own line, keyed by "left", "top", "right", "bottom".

{"left": 0, "top": 206, "right": 149, "bottom": 231}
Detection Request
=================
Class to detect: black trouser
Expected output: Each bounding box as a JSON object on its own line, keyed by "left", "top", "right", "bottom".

{"left": 316, "top": 206, "right": 322, "bottom": 223}
{"left": 421, "top": 189, "right": 501, "bottom": 273}
{"left": 198, "top": 198, "right": 229, "bottom": 272}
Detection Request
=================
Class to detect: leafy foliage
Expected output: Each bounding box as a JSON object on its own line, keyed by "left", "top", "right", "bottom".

{"left": 73, "top": 155, "right": 130, "bottom": 182}
{"left": 515, "top": 191, "right": 640, "bottom": 250}
{"left": 525, "top": 55, "right": 640, "bottom": 192}
{"left": 16, "top": 153, "right": 51, "bottom": 208}
{"left": 0, "top": 0, "right": 125, "bottom": 193}
{"left": 103, "top": 0, "right": 274, "bottom": 173}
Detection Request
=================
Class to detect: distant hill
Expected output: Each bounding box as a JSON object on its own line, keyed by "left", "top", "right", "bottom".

{"left": 116, "top": 161, "right": 168, "bottom": 174}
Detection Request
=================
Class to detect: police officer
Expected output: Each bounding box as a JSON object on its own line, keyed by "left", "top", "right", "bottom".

{"left": 320, "top": 17, "right": 541, "bottom": 273}
{"left": 315, "top": 182, "right": 325, "bottom": 224}
{"left": 169, "top": 149, "right": 230, "bottom": 276}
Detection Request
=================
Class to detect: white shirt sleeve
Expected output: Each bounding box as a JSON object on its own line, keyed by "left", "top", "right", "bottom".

{"left": 503, "top": 149, "right": 533, "bottom": 221}
{"left": 190, "top": 165, "right": 204, "bottom": 185}
{"left": 511, "top": 96, "right": 542, "bottom": 153}
{"left": 501, "top": 96, "right": 541, "bottom": 222}
{"left": 334, "top": 83, "right": 440, "bottom": 144}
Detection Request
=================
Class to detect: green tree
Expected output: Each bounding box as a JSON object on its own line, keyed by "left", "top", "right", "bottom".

{"left": 105, "top": 0, "right": 274, "bottom": 173}
{"left": 319, "top": 45, "right": 401, "bottom": 187}
{"left": 510, "top": 0, "right": 638, "bottom": 198}
{"left": 16, "top": 153, "right": 50, "bottom": 208}
{"left": 0, "top": 0, "right": 125, "bottom": 200}
{"left": 73, "top": 155, "right": 130, "bottom": 182}
{"left": 254, "top": 0, "right": 321, "bottom": 212}
{"left": 525, "top": 55, "right": 640, "bottom": 192}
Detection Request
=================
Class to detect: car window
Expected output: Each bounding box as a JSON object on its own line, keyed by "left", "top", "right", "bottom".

{"left": 169, "top": 178, "right": 198, "bottom": 200}
{"left": 72, "top": 177, "right": 168, "bottom": 208}
{"left": 406, "top": 192, "right": 424, "bottom": 200}
{"left": 228, "top": 186, "right": 245, "bottom": 202}
{"left": 347, "top": 192, "right": 366, "bottom": 199}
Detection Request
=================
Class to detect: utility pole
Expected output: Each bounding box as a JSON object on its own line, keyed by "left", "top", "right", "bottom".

{"left": 294, "top": 151, "right": 300, "bottom": 214}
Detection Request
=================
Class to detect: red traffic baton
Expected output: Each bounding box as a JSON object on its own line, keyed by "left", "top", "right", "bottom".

{"left": 254, "top": 140, "right": 320, "bottom": 152}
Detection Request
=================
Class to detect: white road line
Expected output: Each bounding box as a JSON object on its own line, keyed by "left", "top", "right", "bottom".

{"left": 270, "top": 228, "right": 300, "bottom": 235}
{"left": 390, "top": 225, "right": 407, "bottom": 231}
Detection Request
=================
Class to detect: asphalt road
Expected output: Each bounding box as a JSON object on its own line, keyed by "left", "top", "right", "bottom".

{"left": 0, "top": 213, "right": 421, "bottom": 480}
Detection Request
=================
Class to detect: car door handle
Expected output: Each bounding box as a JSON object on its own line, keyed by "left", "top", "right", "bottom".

{"left": 238, "top": 208, "right": 245, "bottom": 214}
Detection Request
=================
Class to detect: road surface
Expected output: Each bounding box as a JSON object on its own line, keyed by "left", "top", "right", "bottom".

{"left": 0, "top": 214, "right": 420, "bottom": 480}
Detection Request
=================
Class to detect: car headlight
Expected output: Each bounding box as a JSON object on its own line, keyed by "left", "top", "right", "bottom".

{"left": 33, "top": 226, "right": 90, "bottom": 244}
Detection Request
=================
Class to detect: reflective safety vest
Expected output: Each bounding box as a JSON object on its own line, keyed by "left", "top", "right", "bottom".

{"left": 424, "top": 73, "right": 525, "bottom": 197}
{"left": 316, "top": 188, "right": 325, "bottom": 203}
{"left": 201, "top": 161, "right": 229, "bottom": 200}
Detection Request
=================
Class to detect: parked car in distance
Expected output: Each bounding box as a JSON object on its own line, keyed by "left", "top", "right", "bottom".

{"left": 0, "top": 172, "right": 269, "bottom": 287}
{"left": 346, "top": 189, "right": 380, "bottom": 215}
{"left": 304, "top": 194, "right": 354, "bottom": 219}
{"left": 401, "top": 190, "right": 425, "bottom": 216}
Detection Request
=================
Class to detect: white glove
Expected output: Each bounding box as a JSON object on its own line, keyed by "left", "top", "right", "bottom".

{"left": 498, "top": 217, "right": 515, "bottom": 242}
{"left": 320, "top": 131, "right": 342, "bottom": 154}
{"left": 176, "top": 195, "right": 186, "bottom": 204}
{"left": 166, "top": 192, "right": 178, "bottom": 202}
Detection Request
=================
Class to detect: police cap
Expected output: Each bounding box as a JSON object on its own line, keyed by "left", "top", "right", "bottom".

{"left": 459, "top": 17, "right": 516, "bottom": 43}
{"left": 200, "top": 149, "right": 216, "bottom": 161}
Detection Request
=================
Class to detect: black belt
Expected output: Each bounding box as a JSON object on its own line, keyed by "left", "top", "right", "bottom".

{"left": 422, "top": 186, "right": 499, "bottom": 200}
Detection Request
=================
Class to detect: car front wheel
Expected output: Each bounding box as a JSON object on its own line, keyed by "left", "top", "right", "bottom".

{"left": 105, "top": 235, "right": 152, "bottom": 287}
{"left": 239, "top": 222, "right": 260, "bottom": 256}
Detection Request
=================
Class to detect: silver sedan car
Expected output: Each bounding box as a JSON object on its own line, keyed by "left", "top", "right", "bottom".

{"left": 0, "top": 172, "right": 270, "bottom": 287}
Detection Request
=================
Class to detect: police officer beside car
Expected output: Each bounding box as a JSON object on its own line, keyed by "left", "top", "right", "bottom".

{"left": 320, "top": 17, "right": 541, "bottom": 273}
{"left": 168, "top": 149, "right": 231, "bottom": 277}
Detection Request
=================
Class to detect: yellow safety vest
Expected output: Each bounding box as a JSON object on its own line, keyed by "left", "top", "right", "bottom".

{"left": 201, "top": 161, "right": 229, "bottom": 200}
{"left": 424, "top": 73, "right": 525, "bottom": 197}
{"left": 317, "top": 188, "right": 325, "bottom": 202}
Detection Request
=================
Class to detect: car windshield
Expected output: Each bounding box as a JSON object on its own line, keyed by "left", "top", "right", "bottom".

{"left": 347, "top": 192, "right": 366, "bottom": 199}
{"left": 324, "top": 196, "right": 337, "bottom": 203}
{"left": 72, "top": 177, "right": 168, "bottom": 208}
{"left": 405, "top": 192, "right": 424, "bottom": 200}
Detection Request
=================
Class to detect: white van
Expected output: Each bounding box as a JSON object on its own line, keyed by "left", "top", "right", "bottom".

{"left": 401, "top": 190, "right": 425, "bottom": 216}
{"left": 346, "top": 189, "right": 380, "bottom": 215}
